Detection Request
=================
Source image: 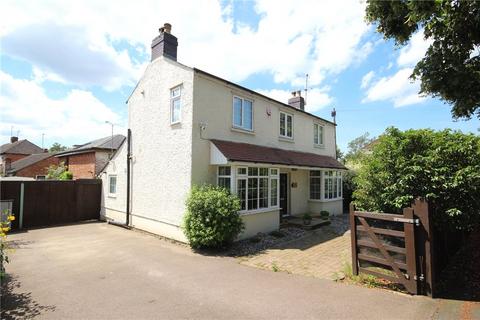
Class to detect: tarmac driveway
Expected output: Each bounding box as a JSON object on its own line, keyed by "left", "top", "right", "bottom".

{"left": 2, "top": 222, "right": 439, "bottom": 319}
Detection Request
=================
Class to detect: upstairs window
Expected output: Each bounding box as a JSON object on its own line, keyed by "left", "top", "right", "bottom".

{"left": 314, "top": 123, "right": 324, "bottom": 146}
{"left": 280, "top": 112, "right": 293, "bottom": 138}
{"left": 170, "top": 86, "right": 181, "bottom": 124}
{"left": 233, "top": 96, "right": 253, "bottom": 131}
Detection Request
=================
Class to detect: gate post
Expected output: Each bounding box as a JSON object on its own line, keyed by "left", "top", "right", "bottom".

{"left": 349, "top": 203, "right": 358, "bottom": 275}
{"left": 412, "top": 198, "right": 435, "bottom": 297}
{"left": 403, "top": 207, "right": 419, "bottom": 294}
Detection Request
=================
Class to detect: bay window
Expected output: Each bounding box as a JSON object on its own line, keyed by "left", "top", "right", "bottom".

{"left": 217, "top": 166, "right": 231, "bottom": 191}
{"left": 309, "top": 171, "right": 321, "bottom": 200}
{"left": 309, "top": 170, "right": 343, "bottom": 200}
{"left": 217, "top": 166, "right": 279, "bottom": 212}
{"left": 324, "top": 170, "right": 342, "bottom": 200}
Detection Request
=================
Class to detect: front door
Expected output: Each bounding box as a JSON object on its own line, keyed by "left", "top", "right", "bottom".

{"left": 280, "top": 173, "right": 288, "bottom": 216}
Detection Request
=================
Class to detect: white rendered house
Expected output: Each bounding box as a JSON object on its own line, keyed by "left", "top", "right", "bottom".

{"left": 101, "top": 24, "right": 346, "bottom": 242}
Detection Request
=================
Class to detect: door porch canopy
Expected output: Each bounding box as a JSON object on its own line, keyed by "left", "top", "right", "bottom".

{"left": 210, "top": 139, "right": 347, "bottom": 170}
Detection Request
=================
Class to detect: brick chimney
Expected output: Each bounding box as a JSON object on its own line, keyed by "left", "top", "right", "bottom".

{"left": 288, "top": 91, "right": 305, "bottom": 111}
{"left": 151, "top": 23, "right": 178, "bottom": 61}
{"left": 10, "top": 136, "right": 18, "bottom": 143}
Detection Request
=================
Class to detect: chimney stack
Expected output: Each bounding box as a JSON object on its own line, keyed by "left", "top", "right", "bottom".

{"left": 10, "top": 136, "right": 18, "bottom": 143}
{"left": 151, "top": 23, "right": 178, "bottom": 62}
{"left": 288, "top": 90, "right": 305, "bottom": 110}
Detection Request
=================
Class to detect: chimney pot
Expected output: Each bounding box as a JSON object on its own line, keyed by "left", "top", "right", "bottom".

{"left": 10, "top": 136, "right": 18, "bottom": 143}
{"left": 297, "top": 90, "right": 301, "bottom": 97}
{"left": 163, "top": 23, "right": 172, "bottom": 34}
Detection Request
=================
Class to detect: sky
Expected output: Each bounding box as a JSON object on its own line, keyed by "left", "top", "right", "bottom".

{"left": 1, "top": 0, "right": 479, "bottom": 152}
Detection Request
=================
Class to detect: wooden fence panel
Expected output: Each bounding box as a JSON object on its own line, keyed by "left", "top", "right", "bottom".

{"left": 0, "top": 180, "right": 101, "bottom": 229}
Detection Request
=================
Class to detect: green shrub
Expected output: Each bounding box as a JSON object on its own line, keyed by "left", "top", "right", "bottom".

{"left": 353, "top": 127, "right": 480, "bottom": 231}
{"left": 320, "top": 210, "right": 330, "bottom": 218}
{"left": 59, "top": 171, "right": 73, "bottom": 180}
{"left": 183, "top": 185, "right": 244, "bottom": 249}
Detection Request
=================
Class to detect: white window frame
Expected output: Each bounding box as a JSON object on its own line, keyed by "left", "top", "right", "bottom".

{"left": 279, "top": 111, "right": 293, "bottom": 139}
{"left": 108, "top": 174, "right": 117, "bottom": 197}
{"left": 170, "top": 85, "right": 182, "bottom": 124}
{"left": 323, "top": 170, "right": 342, "bottom": 200}
{"left": 217, "top": 166, "right": 232, "bottom": 191}
{"left": 309, "top": 170, "right": 322, "bottom": 200}
{"left": 232, "top": 95, "right": 254, "bottom": 131}
{"left": 314, "top": 123, "right": 324, "bottom": 146}
{"left": 309, "top": 170, "right": 343, "bottom": 201}
{"left": 217, "top": 166, "right": 279, "bottom": 213}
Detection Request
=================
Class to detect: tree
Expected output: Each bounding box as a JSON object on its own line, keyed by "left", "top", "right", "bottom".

{"left": 365, "top": 1, "right": 480, "bottom": 119}
{"left": 353, "top": 127, "right": 480, "bottom": 231}
{"left": 49, "top": 142, "right": 67, "bottom": 153}
{"left": 344, "top": 132, "right": 374, "bottom": 164}
{"left": 46, "top": 162, "right": 73, "bottom": 180}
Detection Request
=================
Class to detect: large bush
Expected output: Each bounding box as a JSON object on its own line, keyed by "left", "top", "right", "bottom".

{"left": 183, "top": 185, "right": 244, "bottom": 249}
{"left": 353, "top": 127, "right": 480, "bottom": 231}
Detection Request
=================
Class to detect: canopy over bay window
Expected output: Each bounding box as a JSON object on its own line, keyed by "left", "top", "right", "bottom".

{"left": 210, "top": 139, "right": 347, "bottom": 217}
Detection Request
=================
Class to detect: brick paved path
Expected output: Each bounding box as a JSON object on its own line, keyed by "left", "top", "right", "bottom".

{"left": 240, "top": 215, "right": 352, "bottom": 280}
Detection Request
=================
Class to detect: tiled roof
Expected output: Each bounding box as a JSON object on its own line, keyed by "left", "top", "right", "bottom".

{"left": 7, "top": 153, "right": 53, "bottom": 173}
{"left": 0, "top": 140, "right": 43, "bottom": 155}
{"left": 211, "top": 139, "right": 347, "bottom": 170}
{"left": 55, "top": 135, "right": 125, "bottom": 157}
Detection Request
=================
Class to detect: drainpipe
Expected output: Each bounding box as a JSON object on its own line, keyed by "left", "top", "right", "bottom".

{"left": 126, "top": 128, "right": 131, "bottom": 226}
{"left": 108, "top": 128, "right": 131, "bottom": 230}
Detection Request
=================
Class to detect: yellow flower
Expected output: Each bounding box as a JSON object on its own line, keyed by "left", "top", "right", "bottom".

{"left": 1, "top": 227, "right": 10, "bottom": 232}
{"left": 7, "top": 215, "right": 15, "bottom": 221}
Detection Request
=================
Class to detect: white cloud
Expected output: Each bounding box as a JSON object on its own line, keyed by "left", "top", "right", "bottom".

{"left": 2, "top": 23, "right": 145, "bottom": 91}
{"left": 397, "top": 31, "right": 432, "bottom": 67}
{"left": 361, "top": 71, "right": 375, "bottom": 89}
{"left": 362, "top": 68, "right": 426, "bottom": 107}
{"left": 0, "top": 71, "right": 125, "bottom": 146}
{"left": 256, "top": 87, "right": 333, "bottom": 113}
{"left": 0, "top": 0, "right": 371, "bottom": 88}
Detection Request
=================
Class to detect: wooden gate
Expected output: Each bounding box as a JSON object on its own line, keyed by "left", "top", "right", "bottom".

{"left": 350, "top": 199, "right": 435, "bottom": 296}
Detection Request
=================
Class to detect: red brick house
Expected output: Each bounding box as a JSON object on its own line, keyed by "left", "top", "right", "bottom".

{"left": 6, "top": 153, "right": 59, "bottom": 179}
{"left": 55, "top": 135, "right": 125, "bottom": 179}
{"left": 0, "top": 137, "right": 44, "bottom": 175}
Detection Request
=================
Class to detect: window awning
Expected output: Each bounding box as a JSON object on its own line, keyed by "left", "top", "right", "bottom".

{"left": 210, "top": 139, "right": 347, "bottom": 170}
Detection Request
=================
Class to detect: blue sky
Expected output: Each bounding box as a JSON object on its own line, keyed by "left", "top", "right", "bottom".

{"left": 1, "top": 0, "right": 478, "bottom": 152}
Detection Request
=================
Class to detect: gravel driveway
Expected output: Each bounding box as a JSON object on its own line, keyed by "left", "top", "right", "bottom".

{"left": 2, "top": 222, "right": 438, "bottom": 319}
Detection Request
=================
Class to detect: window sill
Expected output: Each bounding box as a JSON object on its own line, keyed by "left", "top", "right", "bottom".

{"left": 239, "top": 207, "right": 280, "bottom": 216}
{"left": 231, "top": 127, "right": 255, "bottom": 135}
{"left": 308, "top": 198, "right": 342, "bottom": 203}
{"left": 278, "top": 136, "right": 294, "bottom": 143}
{"left": 108, "top": 194, "right": 117, "bottom": 199}
{"left": 170, "top": 121, "right": 181, "bottom": 126}
{"left": 314, "top": 144, "right": 325, "bottom": 149}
